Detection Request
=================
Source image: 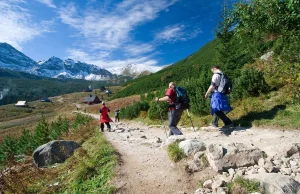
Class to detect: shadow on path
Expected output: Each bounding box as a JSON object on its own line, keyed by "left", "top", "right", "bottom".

{"left": 221, "top": 105, "right": 286, "bottom": 136}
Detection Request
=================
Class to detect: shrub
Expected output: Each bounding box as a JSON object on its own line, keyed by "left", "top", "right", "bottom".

{"left": 226, "top": 176, "right": 262, "bottom": 194}
{"left": 120, "top": 101, "right": 150, "bottom": 119}
{"left": 147, "top": 101, "right": 168, "bottom": 120}
{"left": 232, "top": 69, "right": 268, "bottom": 99}
{"left": 167, "top": 140, "right": 186, "bottom": 162}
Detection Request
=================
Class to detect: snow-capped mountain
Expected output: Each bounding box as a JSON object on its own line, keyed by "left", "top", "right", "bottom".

{"left": 0, "top": 43, "right": 112, "bottom": 81}
{"left": 0, "top": 43, "right": 38, "bottom": 72}
{"left": 36, "top": 57, "right": 112, "bottom": 80}
{"left": 109, "top": 64, "right": 163, "bottom": 77}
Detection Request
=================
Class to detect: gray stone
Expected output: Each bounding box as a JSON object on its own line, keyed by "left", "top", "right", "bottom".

{"left": 264, "top": 160, "right": 275, "bottom": 173}
{"left": 295, "top": 174, "right": 300, "bottom": 183}
{"left": 33, "top": 140, "right": 80, "bottom": 167}
{"left": 194, "top": 151, "right": 205, "bottom": 164}
{"left": 258, "top": 167, "right": 267, "bottom": 173}
{"left": 212, "top": 180, "right": 225, "bottom": 191}
{"left": 258, "top": 158, "right": 265, "bottom": 167}
{"left": 281, "top": 168, "right": 292, "bottom": 175}
{"left": 140, "top": 135, "right": 147, "bottom": 139}
{"left": 186, "top": 160, "right": 199, "bottom": 173}
{"left": 206, "top": 143, "right": 263, "bottom": 172}
{"left": 228, "top": 168, "right": 235, "bottom": 175}
{"left": 284, "top": 143, "right": 300, "bottom": 157}
{"left": 290, "top": 160, "right": 298, "bottom": 166}
{"left": 165, "top": 135, "right": 186, "bottom": 146}
{"left": 272, "top": 159, "right": 283, "bottom": 166}
{"left": 178, "top": 139, "right": 206, "bottom": 156}
{"left": 245, "top": 173, "right": 300, "bottom": 194}
{"left": 203, "top": 179, "right": 213, "bottom": 189}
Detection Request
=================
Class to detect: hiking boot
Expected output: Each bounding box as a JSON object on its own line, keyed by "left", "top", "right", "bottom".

{"left": 222, "top": 123, "right": 234, "bottom": 128}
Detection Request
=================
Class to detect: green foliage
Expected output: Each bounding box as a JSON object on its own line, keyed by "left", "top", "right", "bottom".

{"left": 72, "top": 113, "right": 93, "bottom": 130}
{"left": 167, "top": 140, "right": 186, "bottom": 162}
{"left": 61, "top": 133, "right": 116, "bottom": 193}
{"left": 232, "top": 69, "right": 268, "bottom": 99}
{"left": 147, "top": 101, "right": 168, "bottom": 120}
{"left": 120, "top": 101, "right": 150, "bottom": 119}
{"left": 226, "top": 176, "right": 263, "bottom": 194}
{"left": 33, "top": 116, "right": 51, "bottom": 146}
{"left": 0, "top": 115, "right": 92, "bottom": 165}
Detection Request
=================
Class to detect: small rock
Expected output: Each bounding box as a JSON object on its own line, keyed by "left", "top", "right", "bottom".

{"left": 295, "top": 174, "right": 300, "bottom": 182}
{"left": 228, "top": 168, "right": 235, "bottom": 175}
{"left": 258, "top": 158, "right": 265, "bottom": 167}
{"left": 258, "top": 167, "right": 267, "bottom": 173}
{"left": 194, "top": 151, "right": 205, "bottom": 164}
{"left": 203, "top": 179, "right": 213, "bottom": 189}
{"left": 273, "top": 159, "right": 283, "bottom": 166}
{"left": 212, "top": 180, "right": 224, "bottom": 190}
{"left": 281, "top": 167, "right": 292, "bottom": 175}
{"left": 186, "top": 160, "right": 199, "bottom": 173}
{"left": 140, "top": 135, "right": 147, "bottom": 139}
{"left": 290, "top": 160, "right": 298, "bottom": 166}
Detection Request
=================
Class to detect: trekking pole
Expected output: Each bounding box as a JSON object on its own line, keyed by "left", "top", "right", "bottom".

{"left": 186, "top": 109, "right": 195, "bottom": 132}
{"left": 156, "top": 102, "right": 168, "bottom": 138}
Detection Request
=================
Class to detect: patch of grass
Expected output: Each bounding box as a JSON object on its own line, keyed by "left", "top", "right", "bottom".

{"left": 226, "top": 176, "right": 263, "bottom": 194}
{"left": 59, "top": 130, "right": 116, "bottom": 193}
{"left": 167, "top": 140, "right": 186, "bottom": 162}
{"left": 201, "top": 155, "right": 210, "bottom": 167}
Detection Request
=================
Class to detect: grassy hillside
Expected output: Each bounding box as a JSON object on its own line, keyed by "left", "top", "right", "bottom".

{"left": 111, "top": 0, "right": 300, "bottom": 128}
{"left": 113, "top": 40, "right": 219, "bottom": 98}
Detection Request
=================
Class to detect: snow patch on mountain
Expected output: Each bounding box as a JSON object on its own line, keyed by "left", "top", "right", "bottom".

{"left": 109, "top": 64, "right": 163, "bottom": 76}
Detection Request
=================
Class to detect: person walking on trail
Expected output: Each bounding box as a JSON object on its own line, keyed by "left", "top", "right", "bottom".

{"left": 205, "top": 65, "right": 234, "bottom": 128}
{"left": 156, "top": 82, "right": 183, "bottom": 136}
{"left": 99, "top": 102, "right": 112, "bottom": 132}
{"left": 115, "top": 109, "right": 120, "bottom": 122}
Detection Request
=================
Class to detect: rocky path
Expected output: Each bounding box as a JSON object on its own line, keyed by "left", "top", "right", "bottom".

{"left": 86, "top": 112, "right": 300, "bottom": 194}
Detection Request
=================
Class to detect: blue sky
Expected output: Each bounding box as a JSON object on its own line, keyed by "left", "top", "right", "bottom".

{"left": 0, "top": 0, "right": 240, "bottom": 70}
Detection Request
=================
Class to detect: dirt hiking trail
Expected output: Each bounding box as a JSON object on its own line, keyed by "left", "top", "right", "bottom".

{"left": 87, "top": 113, "right": 300, "bottom": 194}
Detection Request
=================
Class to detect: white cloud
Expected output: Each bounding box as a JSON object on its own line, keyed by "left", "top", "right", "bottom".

{"left": 0, "top": 0, "right": 52, "bottom": 50}
{"left": 36, "top": 0, "right": 56, "bottom": 8}
{"left": 66, "top": 48, "right": 159, "bottom": 69}
{"left": 125, "top": 43, "right": 155, "bottom": 56}
{"left": 155, "top": 24, "right": 202, "bottom": 43}
{"left": 58, "top": 0, "right": 179, "bottom": 51}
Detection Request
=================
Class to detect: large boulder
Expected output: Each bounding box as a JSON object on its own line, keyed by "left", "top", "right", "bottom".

{"left": 178, "top": 139, "right": 206, "bottom": 156}
{"left": 206, "top": 143, "right": 263, "bottom": 172}
{"left": 245, "top": 173, "right": 300, "bottom": 194}
{"left": 33, "top": 140, "right": 80, "bottom": 167}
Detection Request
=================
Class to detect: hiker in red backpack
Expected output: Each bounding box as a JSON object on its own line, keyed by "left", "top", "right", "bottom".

{"left": 99, "top": 102, "right": 112, "bottom": 132}
{"left": 156, "top": 82, "right": 183, "bottom": 136}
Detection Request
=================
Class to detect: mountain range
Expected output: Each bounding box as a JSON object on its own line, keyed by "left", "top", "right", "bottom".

{"left": 0, "top": 43, "right": 161, "bottom": 80}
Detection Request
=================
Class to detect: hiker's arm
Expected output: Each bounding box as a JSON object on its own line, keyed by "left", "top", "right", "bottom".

{"left": 155, "top": 96, "right": 169, "bottom": 102}
{"left": 205, "top": 85, "right": 215, "bottom": 98}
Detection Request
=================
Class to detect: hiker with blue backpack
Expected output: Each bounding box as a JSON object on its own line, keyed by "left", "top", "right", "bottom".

{"left": 205, "top": 65, "right": 234, "bottom": 129}
{"left": 156, "top": 82, "right": 188, "bottom": 136}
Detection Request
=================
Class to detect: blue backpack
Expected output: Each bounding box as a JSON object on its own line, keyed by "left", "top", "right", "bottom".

{"left": 175, "top": 87, "right": 190, "bottom": 110}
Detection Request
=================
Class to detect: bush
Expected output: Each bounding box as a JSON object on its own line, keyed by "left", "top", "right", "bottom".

{"left": 232, "top": 69, "right": 268, "bottom": 99}
{"left": 167, "top": 140, "right": 186, "bottom": 162}
{"left": 120, "top": 101, "right": 150, "bottom": 119}
{"left": 226, "top": 176, "right": 262, "bottom": 194}
{"left": 147, "top": 101, "right": 168, "bottom": 120}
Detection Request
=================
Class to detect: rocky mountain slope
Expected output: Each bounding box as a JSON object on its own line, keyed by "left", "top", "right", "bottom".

{"left": 0, "top": 43, "right": 112, "bottom": 81}
{"left": 108, "top": 63, "right": 163, "bottom": 78}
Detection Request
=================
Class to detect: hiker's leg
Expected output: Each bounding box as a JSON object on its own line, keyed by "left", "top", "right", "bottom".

{"left": 211, "top": 114, "right": 219, "bottom": 127}
{"left": 100, "top": 123, "right": 104, "bottom": 132}
{"left": 168, "top": 110, "right": 183, "bottom": 135}
{"left": 215, "top": 111, "right": 232, "bottom": 126}
{"left": 106, "top": 122, "right": 111, "bottom": 131}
